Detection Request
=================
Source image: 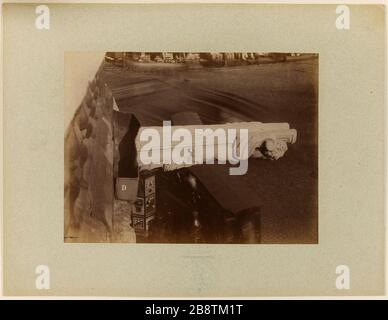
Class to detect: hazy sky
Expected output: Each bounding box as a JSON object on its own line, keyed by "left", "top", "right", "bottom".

{"left": 64, "top": 52, "right": 105, "bottom": 128}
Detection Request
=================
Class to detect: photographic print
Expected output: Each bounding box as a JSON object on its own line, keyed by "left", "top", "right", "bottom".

{"left": 3, "top": 3, "right": 385, "bottom": 297}
{"left": 64, "top": 52, "right": 318, "bottom": 244}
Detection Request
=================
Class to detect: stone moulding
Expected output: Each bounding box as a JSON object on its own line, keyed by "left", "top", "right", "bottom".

{"left": 135, "top": 122, "right": 297, "bottom": 172}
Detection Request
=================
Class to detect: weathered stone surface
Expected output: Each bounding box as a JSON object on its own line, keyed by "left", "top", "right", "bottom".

{"left": 64, "top": 66, "right": 114, "bottom": 242}
{"left": 112, "top": 199, "right": 136, "bottom": 243}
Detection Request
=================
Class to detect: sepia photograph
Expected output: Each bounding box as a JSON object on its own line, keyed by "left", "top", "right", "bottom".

{"left": 64, "top": 51, "right": 318, "bottom": 244}
{"left": 2, "top": 2, "right": 385, "bottom": 298}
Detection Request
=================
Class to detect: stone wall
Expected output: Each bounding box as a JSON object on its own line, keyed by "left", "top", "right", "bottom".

{"left": 64, "top": 64, "right": 114, "bottom": 243}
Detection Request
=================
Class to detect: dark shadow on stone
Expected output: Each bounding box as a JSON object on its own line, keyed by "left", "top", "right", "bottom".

{"left": 118, "top": 113, "right": 140, "bottom": 178}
